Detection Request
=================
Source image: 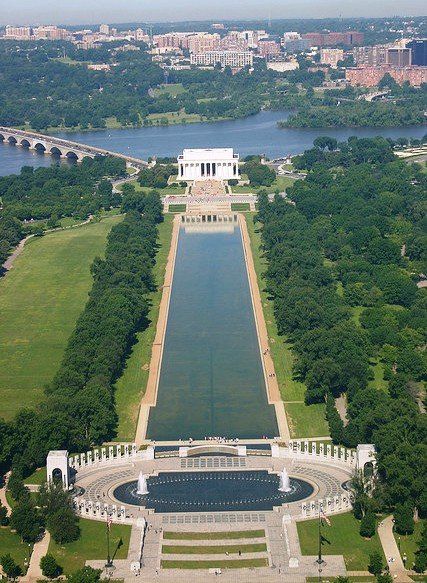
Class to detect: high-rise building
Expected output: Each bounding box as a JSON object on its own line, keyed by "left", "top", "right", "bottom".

{"left": 303, "top": 31, "right": 364, "bottom": 47}
{"left": 386, "top": 47, "right": 411, "bottom": 67}
{"left": 353, "top": 45, "right": 387, "bottom": 66}
{"left": 320, "top": 48, "right": 344, "bottom": 68}
{"left": 406, "top": 39, "right": 427, "bottom": 66}
{"left": 34, "top": 26, "right": 69, "bottom": 40}
{"left": 187, "top": 33, "right": 220, "bottom": 54}
{"left": 5, "top": 25, "right": 32, "bottom": 39}
{"left": 346, "top": 65, "right": 427, "bottom": 87}
{"left": 258, "top": 40, "right": 281, "bottom": 57}
{"left": 190, "top": 51, "right": 253, "bottom": 70}
{"left": 99, "top": 24, "right": 110, "bottom": 36}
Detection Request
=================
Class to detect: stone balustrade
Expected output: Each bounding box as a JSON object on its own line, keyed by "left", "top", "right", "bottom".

{"left": 300, "top": 493, "right": 352, "bottom": 519}
{"left": 68, "top": 443, "right": 154, "bottom": 471}
{"left": 73, "top": 497, "right": 134, "bottom": 524}
{"left": 272, "top": 440, "right": 356, "bottom": 468}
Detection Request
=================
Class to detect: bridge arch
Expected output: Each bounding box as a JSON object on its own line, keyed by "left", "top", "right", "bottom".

{"left": 7, "top": 136, "right": 17, "bottom": 145}
{"left": 65, "top": 150, "right": 79, "bottom": 161}
{"left": 34, "top": 142, "right": 46, "bottom": 153}
{"left": 49, "top": 146, "right": 63, "bottom": 157}
{"left": 19, "top": 138, "right": 31, "bottom": 149}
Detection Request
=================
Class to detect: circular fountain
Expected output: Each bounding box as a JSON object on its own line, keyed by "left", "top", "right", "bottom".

{"left": 113, "top": 470, "right": 313, "bottom": 512}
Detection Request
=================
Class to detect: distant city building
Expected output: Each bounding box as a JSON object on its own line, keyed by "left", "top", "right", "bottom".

{"left": 34, "top": 25, "right": 69, "bottom": 40}
{"left": 346, "top": 65, "right": 427, "bottom": 87}
{"left": 99, "top": 24, "right": 110, "bottom": 35}
{"left": 303, "top": 31, "right": 364, "bottom": 47}
{"left": 386, "top": 47, "right": 412, "bottom": 67}
{"left": 353, "top": 45, "right": 387, "bottom": 66}
{"left": 87, "top": 63, "right": 111, "bottom": 71}
{"left": 178, "top": 148, "right": 240, "bottom": 181}
{"left": 187, "top": 33, "right": 220, "bottom": 53}
{"left": 190, "top": 51, "right": 253, "bottom": 70}
{"left": 320, "top": 48, "right": 344, "bottom": 68}
{"left": 258, "top": 40, "right": 281, "bottom": 57}
{"left": 267, "top": 59, "right": 299, "bottom": 72}
{"left": 406, "top": 39, "right": 427, "bottom": 66}
{"left": 282, "top": 38, "right": 310, "bottom": 53}
{"left": 5, "top": 25, "right": 32, "bottom": 39}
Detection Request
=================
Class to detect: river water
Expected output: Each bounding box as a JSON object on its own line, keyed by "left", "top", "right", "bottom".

{"left": 146, "top": 218, "right": 278, "bottom": 441}
{"left": 1, "top": 111, "right": 426, "bottom": 175}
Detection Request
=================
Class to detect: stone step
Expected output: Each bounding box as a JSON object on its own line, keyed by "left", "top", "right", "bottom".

{"left": 161, "top": 551, "right": 269, "bottom": 561}
{"left": 161, "top": 537, "right": 266, "bottom": 546}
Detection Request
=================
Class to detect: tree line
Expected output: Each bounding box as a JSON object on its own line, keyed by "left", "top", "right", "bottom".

{"left": 255, "top": 137, "right": 426, "bottom": 531}
{"left": 0, "top": 156, "right": 125, "bottom": 267}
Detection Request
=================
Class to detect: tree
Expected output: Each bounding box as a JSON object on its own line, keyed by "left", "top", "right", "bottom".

{"left": 394, "top": 503, "right": 415, "bottom": 535}
{"left": 66, "top": 566, "right": 102, "bottom": 583}
{"left": 376, "top": 574, "right": 393, "bottom": 583}
{"left": 368, "top": 551, "right": 384, "bottom": 576}
{"left": 0, "top": 554, "right": 22, "bottom": 580}
{"left": 360, "top": 511, "right": 376, "bottom": 538}
{"left": 0, "top": 501, "right": 9, "bottom": 526}
{"left": 242, "top": 160, "right": 275, "bottom": 187}
{"left": 47, "top": 507, "right": 80, "bottom": 544}
{"left": 10, "top": 499, "right": 43, "bottom": 543}
{"left": 40, "top": 554, "right": 63, "bottom": 579}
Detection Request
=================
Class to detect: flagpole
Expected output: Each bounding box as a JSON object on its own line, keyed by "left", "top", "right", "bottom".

{"left": 106, "top": 515, "right": 112, "bottom": 568}
{"left": 317, "top": 507, "right": 323, "bottom": 583}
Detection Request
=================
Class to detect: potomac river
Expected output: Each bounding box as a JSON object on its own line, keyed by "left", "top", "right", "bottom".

{"left": 0, "top": 110, "right": 426, "bottom": 175}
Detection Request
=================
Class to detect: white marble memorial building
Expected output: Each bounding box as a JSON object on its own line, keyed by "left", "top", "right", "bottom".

{"left": 178, "top": 148, "right": 240, "bottom": 181}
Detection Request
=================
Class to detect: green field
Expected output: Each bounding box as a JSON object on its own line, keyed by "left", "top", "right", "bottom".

{"left": 163, "top": 530, "right": 265, "bottom": 540}
{"left": 231, "top": 175, "right": 296, "bottom": 194}
{"left": 114, "top": 215, "right": 174, "bottom": 440}
{"left": 152, "top": 83, "right": 187, "bottom": 97}
{"left": 23, "top": 466, "right": 47, "bottom": 485}
{"left": 297, "top": 512, "right": 384, "bottom": 571}
{"left": 161, "top": 558, "right": 268, "bottom": 569}
{"left": 246, "top": 215, "right": 329, "bottom": 438}
{"left": 394, "top": 520, "right": 426, "bottom": 570}
{"left": 0, "top": 527, "right": 30, "bottom": 569}
{"left": 0, "top": 216, "right": 122, "bottom": 420}
{"left": 168, "top": 204, "right": 187, "bottom": 213}
{"left": 120, "top": 180, "right": 186, "bottom": 196}
{"left": 162, "top": 543, "right": 267, "bottom": 554}
{"left": 231, "top": 203, "right": 251, "bottom": 211}
{"left": 48, "top": 518, "right": 131, "bottom": 574}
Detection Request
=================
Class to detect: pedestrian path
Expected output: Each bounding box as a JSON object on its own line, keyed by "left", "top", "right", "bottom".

{"left": 21, "top": 530, "right": 50, "bottom": 582}
{"left": 378, "top": 515, "right": 413, "bottom": 582}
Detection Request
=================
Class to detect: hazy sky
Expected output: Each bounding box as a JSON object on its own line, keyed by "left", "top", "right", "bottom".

{"left": 0, "top": 0, "right": 425, "bottom": 25}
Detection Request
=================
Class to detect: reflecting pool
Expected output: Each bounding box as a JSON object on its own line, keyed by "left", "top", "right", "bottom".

{"left": 146, "top": 219, "right": 278, "bottom": 440}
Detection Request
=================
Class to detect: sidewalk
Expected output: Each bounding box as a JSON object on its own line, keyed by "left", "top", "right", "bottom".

{"left": 378, "top": 515, "right": 413, "bottom": 583}
{"left": 21, "top": 530, "right": 50, "bottom": 582}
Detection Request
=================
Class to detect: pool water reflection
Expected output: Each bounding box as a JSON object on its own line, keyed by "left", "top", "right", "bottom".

{"left": 113, "top": 470, "right": 314, "bottom": 512}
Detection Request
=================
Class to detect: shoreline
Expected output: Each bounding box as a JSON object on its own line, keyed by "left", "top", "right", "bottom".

{"left": 134, "top": 214, "right": 180, "bottom": 445}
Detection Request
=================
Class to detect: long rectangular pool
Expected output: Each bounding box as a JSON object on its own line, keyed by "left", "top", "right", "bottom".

{"left": 146, "top": 218, "right": 278, "bottom": 440}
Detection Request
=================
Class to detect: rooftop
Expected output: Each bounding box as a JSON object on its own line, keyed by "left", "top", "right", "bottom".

{"left": 181, "top": 148, "right": 236, "bottom": 161}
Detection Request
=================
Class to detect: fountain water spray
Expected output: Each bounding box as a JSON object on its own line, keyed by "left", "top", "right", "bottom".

{"left": 278, "top": 467, "right": 292, "bottom": 493}
{"left": 137, "top": 471, "right": 149, "bottom": 495}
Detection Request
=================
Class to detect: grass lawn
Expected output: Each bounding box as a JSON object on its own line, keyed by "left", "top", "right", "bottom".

{"left": 114, "top": 215, "right": 174, "bottom": 440}
{"left": 0, "top": 527, "right": 31, "bottom": 569}
{"left": 394, "top": 520, "right": 426, "bottom": 570}
{"left": 307, "top": 578, "right": 376, "bottom": 582}
{"left": 146, "top": 111, "right": 202, "bottom": 125}
{"left": 285, "top": 402, "right": 329, "bottom": 438}
{"left": 0, "top": 216, "right": 121, "bottom": 420}
{"left": 48, "top": 518, "right": 131, "bottom": 574}
{"left": 163, "top": 530, "right": 265, "bottom": 541}
{"left": 161, "top": 558, "right": 268, "bottom": 569}
{"left": 231, "top": 203, "right": 251, "bottom": 211}
{"left": 119, "top": 180, "right": 186, "bottom": 196}
{"left": 246, "top": 215, "right": 329, "bottom": 438}
{"left": 231, "top": 175, "right": 296, "bottom": 194}
{"left": 162, "top": 543, "right": 267, "bottom": 554}
{"left": 168, "top": 204, "right": 187, "bottom": 213}
{"left": 153, "top": 83, "right": 186, "bottom": 97}
{"left": 23, "top": 467, "right": 47, "bottom": 485}
{"left": 297, "top": 512, "right": 385, "bottom": 571}
{"left": 368, "top": 358, "right": 388, "bottom": 392}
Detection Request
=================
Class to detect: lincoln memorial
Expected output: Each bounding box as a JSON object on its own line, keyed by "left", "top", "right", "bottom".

{"left": 178, "top": 148, "right": 240, "bottom": 181}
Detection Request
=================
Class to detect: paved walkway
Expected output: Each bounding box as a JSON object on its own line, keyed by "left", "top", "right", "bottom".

{"left": 135, "top": 215, "right": 180, "bottom": 444}
{"left": 240, "top": 215, "right": 290, "bottom": 441}
{"left": 21, "top": 530, "right": 50, "bottom": 582}
{"left": 378, "top": 515, "right": 413, "bottom": 582}
{"left": 0, "top": 472, "right": 12, "bottom": 516}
